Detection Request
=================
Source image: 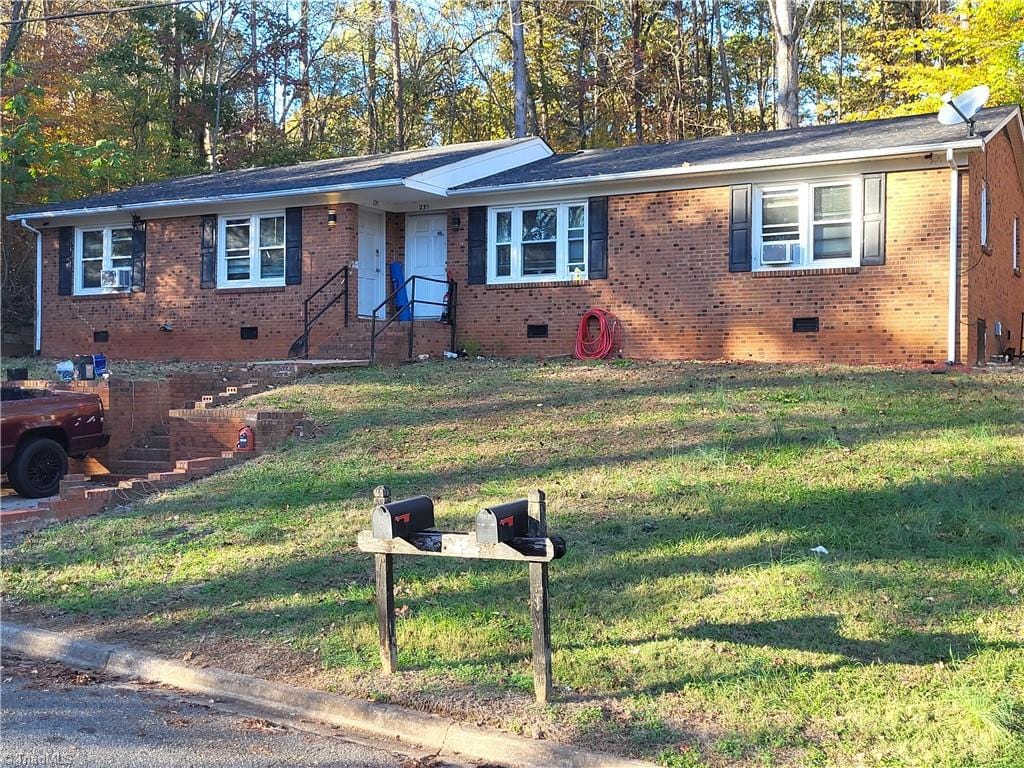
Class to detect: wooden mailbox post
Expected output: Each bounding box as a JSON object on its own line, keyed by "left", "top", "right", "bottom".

{"left": 356, "top": 486, "right": 566, "bottom": 704}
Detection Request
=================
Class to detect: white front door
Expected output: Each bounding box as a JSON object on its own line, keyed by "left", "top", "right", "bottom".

{"left": 357, "top": 208, "right": 386, "bottom": 318}
{"left": 404, "top": 213, "right": 448, "bottom": 319}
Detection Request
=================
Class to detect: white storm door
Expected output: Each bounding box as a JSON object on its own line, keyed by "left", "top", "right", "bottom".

{"left": 357, "top": 208, "right": 386, "bottom": 318}
{"left": 404, "top": 213, "right": 448, "bottom": 318}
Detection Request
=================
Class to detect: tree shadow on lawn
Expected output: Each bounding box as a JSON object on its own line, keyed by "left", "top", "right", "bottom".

{"left": 162, "top": 400, "right": 1024, "bottom": 532}
{"left": 52, "top": 466, "right": 1021, "bottom": 668}
{"left": 282, "top": 362, "right": 1020, "bottom": 452}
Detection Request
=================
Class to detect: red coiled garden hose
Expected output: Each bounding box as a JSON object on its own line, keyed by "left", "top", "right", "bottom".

{"left": 575, "top": 308, "right": 620, "bottom": 360}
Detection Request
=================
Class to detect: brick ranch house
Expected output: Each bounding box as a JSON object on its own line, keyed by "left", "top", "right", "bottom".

{"left": 9, "top": 105, "right": 1024, "bottom": 366}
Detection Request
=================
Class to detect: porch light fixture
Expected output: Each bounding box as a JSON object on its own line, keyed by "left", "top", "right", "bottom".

{"left": 327, "top": 209, "right": 337, "bottom": 228}
{"left": 450, "top": 211, "right": 461, "bottom": 230}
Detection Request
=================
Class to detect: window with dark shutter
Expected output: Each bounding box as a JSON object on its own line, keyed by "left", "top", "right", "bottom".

{"left": 200, "top": 214, "right": 217, "bottom": 288}
{"left": 729, "top": 185, "right": 752, "bottom": 272}
{"left": 58, "top": 227, "right": 73, "bottom": 295}
{"left": 285, "top": 207, "right": 302, "bottom": 285}
{"left": 588, "top": 196, "right": 608, "bottom": 279}
{"left": 468, "top": 206, "right": 487, "bottom": 285}
{"left": 861, "top": 174, "right": 886, "bottom": 266}
{"left": 131, "top": 217, "right": 147, "bottom": 292}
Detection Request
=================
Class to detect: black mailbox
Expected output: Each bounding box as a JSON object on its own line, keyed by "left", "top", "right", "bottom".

{"left": 372, "top": 495, "right": 435, "bottom": 540}
{"left": 475, "top": 499, "right": 530, "bottom": 544}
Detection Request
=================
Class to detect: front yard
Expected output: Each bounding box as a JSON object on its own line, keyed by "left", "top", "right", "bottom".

{"left": 2, "top": 361, "right": 1022, "bottom": 767}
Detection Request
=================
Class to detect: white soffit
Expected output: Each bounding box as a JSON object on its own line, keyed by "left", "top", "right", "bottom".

{"left": 402, "top": 137, "right": 552, "bottom": 196}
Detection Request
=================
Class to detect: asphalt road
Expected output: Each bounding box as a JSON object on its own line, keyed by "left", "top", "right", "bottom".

{"left": 1, "top": 656, "right": 452, "bottom": 768}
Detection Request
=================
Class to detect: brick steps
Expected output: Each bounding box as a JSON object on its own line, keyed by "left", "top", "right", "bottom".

{"left": 120, "top": 446, "right": 172, "bottom": 462}
{"left": 106, "top": 459, "right": 174, "bottom": 475}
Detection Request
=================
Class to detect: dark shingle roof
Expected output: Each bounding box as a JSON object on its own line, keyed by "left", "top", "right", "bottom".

{"left": 16, "top": 139, "right": 526, "bottom": 215}
{"left": 457, "top": 106, "right": 1019, "bottom": 190}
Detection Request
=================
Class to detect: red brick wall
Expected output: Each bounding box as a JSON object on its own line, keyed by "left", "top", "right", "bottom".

{"left": 449, "top": 168, "right": 955, "bottom": 364}
{"left": 965, "top": 122, "right": 1024, "bottom": 363}
{"left": 40, "top": 161, "right": 1017, "bottom": 366}
{"left": 168, "top": 407, "right": 303, "bottom": 462}
{"left": 39, "top": 204, "right": 358, "bottom": 360}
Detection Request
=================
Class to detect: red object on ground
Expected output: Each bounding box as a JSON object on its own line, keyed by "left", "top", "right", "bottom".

{"left": 574, "top": 308, "right": 620, "bottom": 360}
{"left": 235, "top": 425, "right": 255, "bottom": 452}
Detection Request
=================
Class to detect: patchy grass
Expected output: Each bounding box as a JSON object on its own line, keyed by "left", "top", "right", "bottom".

{"left": 4, "top": 356, "right": 237, "bottom": 381}
{"left": 3, "top": 360, "right": 1023, "bottom": 767}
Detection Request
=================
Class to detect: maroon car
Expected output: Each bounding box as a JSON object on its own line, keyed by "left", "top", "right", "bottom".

{"left": 1, "top": 386, "right": 109, "bottom": 498}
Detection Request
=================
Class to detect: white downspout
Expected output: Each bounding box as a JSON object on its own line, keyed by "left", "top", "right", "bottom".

{"left": 945, "top": 149, "right": 960, "bottom": 364}
{"left": 20, "top": 218, "right": 43, "bottom": 356}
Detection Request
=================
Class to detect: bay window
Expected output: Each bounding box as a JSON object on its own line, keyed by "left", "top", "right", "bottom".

{"left": 487, "top": 201, "right": 588, "bottom": 283}
{"left": 753, "top": 179, "right": 861, "bottom": 271}
{"left": 75, "top": 225, "right": 133, "bottom": 295}
{"left": 218, "top": 212, "right": 286, "bottom": 287}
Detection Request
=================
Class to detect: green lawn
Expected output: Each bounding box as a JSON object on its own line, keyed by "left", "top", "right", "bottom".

{"left": 3, "top": 361, "right": 1022, "bottom": 767}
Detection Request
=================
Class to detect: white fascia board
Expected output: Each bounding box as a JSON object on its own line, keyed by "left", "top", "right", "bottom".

{"left": 448, "top": 153, "right": 969, "bottom": 209}
{"left": 402, "top": 137, "right": 553, "bottom": 197}
{"left": 981, "top": 107, "right": 1023, "bottom": 144}
{"left": 450, "top": 139, "right": 985, "bottom": 197}
{"left": 6, "top": 178, "right": 406, "bottom": 222}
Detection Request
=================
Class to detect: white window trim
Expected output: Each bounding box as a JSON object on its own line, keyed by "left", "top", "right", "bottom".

{"left": 752, "top": 178, "right": 862, "bottom": 272}
{"left": 486, "top": 201, "right": 588, "bottom": 284}
{"left": 217, "top": 211, "right": 287, "bottom": 288}
{"left": 74, "top": 224, "right": 133, "bottom": 296}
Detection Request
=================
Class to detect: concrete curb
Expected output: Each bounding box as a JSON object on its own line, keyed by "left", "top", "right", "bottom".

{"left": 2, "top": 623, "right": 655, "bottom": 768}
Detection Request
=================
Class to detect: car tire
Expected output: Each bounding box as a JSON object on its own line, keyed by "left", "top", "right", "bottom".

{"left": 8, "top": 438, "right": 68, "bottom": 499}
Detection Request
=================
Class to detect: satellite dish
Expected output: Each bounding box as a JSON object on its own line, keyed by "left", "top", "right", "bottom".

{"left": 938, "top": 85, "right": 990, "bottom": 136}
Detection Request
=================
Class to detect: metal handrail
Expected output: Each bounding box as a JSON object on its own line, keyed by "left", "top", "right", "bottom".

{"left": 370, "top": 274, "right": 456, "bottom": 364}
{"left": 292, "top": 266, "right": 349, "bottom": 358}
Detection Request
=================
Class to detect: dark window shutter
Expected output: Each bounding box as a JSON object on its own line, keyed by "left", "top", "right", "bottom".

{"left": 131, "top": 217, "right": 146, "bottom": 292}
{"left": 467, "top": 206, "right": 487, "bottom": 285}
{"left": 729, "top": 184, "right": 752, "bottom": 272}
{"left": 285, "top": 207, "right": 302, "bottom": 285}
{"left": 200, "top": 214, "right": 217, "bottom": 288}
{"left": 58, "top": 227, "right": 73, "bottom": 295}
{"left": 861, "top": 173, "right": 886, "bottom": 266}
{"left": 588, "top": 196, "right": 608, "bottom": 279}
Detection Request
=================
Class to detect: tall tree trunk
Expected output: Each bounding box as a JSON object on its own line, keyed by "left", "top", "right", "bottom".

{"left": 366, "top": 0, "right": 380, "bottom": 152}
{"left": 769, "top": 0, "right": 815, "bottom": 129}
{"left": 299, "top": 0, "right": 311, "bottom": 150}
{"left": 389, "top": 0, "right": 404, "bottom": 150}
{"left": 531, "top": 0, "right": 549, "bottom": 139}
{"left": 672, "top": 0, "right": 688, "bottom": 140}
{"left": 1, "top": 0, "right": 32, "bottom": 67}
{"left": 170, "top": 6, "right": 183, "bottom": 157}
{"left": 510, "top": 0, "right": 528, "bottom": 138}
{"left": 629, "top": 0, "right": 645, "bottom": 144}
{"left": 574, "top": 6, "right": 590, "bottom": 148}
{"left": 713, "top": 0, "right": 736, "bottom": 132}
{"left": 837, "top": 0, "right": 843, "bottom": 121}
{"left": 249, "top": 0, "right": 258, "bottom": 152}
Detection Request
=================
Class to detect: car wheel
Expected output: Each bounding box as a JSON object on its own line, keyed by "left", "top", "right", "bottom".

{"left": 8, "top": 438, "right": 68, "bottom": 499}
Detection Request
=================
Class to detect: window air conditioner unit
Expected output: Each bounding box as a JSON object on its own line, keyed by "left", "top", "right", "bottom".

{"left": 100, "top": 268, "right": 132, "bottom": 289}
{"left": 761, "top": 242, "right": 796, "bottom": 265}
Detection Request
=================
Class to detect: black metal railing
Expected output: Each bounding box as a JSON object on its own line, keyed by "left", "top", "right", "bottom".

{"left": 369, "top": 274, "right": 457, "bottom": 364}
{"left": 288, "top": 265, "right": 349, "bottom": 358}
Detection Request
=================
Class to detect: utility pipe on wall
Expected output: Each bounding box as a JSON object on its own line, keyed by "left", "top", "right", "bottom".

{"left": 945, "top": 148, "right": 960, "bottom": 364}
{"left": 19, "top": 218, "right": 43, "bottom": 356}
